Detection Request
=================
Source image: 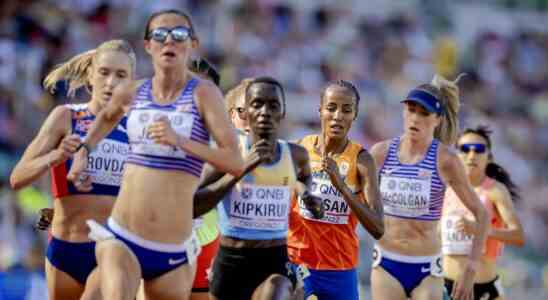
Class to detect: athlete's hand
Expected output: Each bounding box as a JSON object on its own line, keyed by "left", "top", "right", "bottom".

{"left": 67, "top": 146, "right": 93, "bottom": 192}
{"left": 35, "top": 208, "right": 54, "bottom": 231}
{"left": 452, "top": 261, "right": 476, "bottom": 300}
{"left": 242, "top": 139, "right": 273, "bottom": 174}
{"left": 49, "top": 134, "right": 81, "bottom": 167}
{"left": 455, "top": 216, "right": 477, "bottom": 236}
{"left": 147, "top": 116, "right": 180, "bottom": 147}
{"left": 301, "top": 191, "right": 324, "bottom": 219}
{"left": 322, "top": 156, "right": 346, "bottom": 191}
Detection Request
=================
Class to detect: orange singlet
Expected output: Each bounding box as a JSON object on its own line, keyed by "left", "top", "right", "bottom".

{"left": 288, "top": 135, "right": 365, "bottom": 270}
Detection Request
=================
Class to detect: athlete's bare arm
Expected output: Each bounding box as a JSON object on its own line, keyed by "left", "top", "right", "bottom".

{"left": 10, "top": 106, "right": 79, "bottom": 189}
{"left": 289, "top": 143, "right": 324, "bottom": 219}
{"left": 351, "top": 150, "right": 384, "bottom": 239}
{"left": 193, "top": 139, "right": 269, "bottom": 217}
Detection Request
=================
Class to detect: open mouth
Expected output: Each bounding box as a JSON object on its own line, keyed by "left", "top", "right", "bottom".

{"left": 103, "top": 91, "right": 113, "bottom": 99}
{"left": 162, "top": 50, "right": 176, "bottom": 58}
{"left": 330, "top": 124, "right": 344, "bottom": 131}
{"left": 409, "top": 126, "right": 419, "bottom": 132}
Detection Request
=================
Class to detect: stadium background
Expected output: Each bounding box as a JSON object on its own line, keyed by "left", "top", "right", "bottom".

{"left": 0, "top": 0, "right": 547, "bottom": 298}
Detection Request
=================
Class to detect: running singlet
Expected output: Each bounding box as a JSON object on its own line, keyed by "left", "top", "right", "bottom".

{"left": 378, "top": 137, "right": 446, "bottom": 221}
{"left": 288, "top": 135, "right": 364, "bottom": 270}
{"left": 193, "top": 209, "right": 219, "bottom": 246}
{"left": 51, "top": 104, "right": 128, "bottom": 197}
{"left": 442, "top": 177, "right": 504, "bottom": 260}
{"left": 217, "top": 135, "right": 297, "bottom": 240}
{"left": 126, "top": 78, "right": 209, "bottom": 177}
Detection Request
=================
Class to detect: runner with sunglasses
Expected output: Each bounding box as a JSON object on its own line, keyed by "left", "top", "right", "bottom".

{"left": 67, "top": 9, "right": 244, "bottom": 300}
{"left": 370, "top": 75, "right": 489, "bottom": 300}
{"left": 442, "top": 126, "right": 524, "bottom": 300}
{"left": 193, "top": 77, "right": 324, "bottom": 300}
{"left": 287, "top": 80, "right": 384, "bottom": 300}
{"left": 10, "top": 40, "right": 135, "bottom": 300}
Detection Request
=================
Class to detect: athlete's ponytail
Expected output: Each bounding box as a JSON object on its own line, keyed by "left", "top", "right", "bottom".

{"left": 461, "top": 126, "right": 520, "bottom": 202}
{"left": 43, "top": 49, "right": 96, "bottom": 97}
{"left": 431, "top": 74, "right": 463, "bottom": 145}
{"left": 43, "top": 40, "right": 136, "bottom": 97}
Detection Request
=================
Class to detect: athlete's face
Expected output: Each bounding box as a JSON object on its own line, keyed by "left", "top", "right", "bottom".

{"left": 144, "top": 13, "right": 197, "bottom": 70}
{"left": 89, "top": 50, "right": 133, "bottom": 107}
{"left": 245, "top": 83, "right": 283, "bottom": 139}
{"left": 457, "top": 133, "right": 490, "bottom": 177}
{"left": 402, "top": 102, "right": 440, "bottom": 141}
{"left": 320, "top": 86, "right": 357, "bottom": 140}
{"left": 230, "top": 93, "right": 249, "bottom": 132}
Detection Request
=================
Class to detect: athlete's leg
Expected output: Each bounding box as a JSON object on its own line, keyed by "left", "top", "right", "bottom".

{"left": 80, "top": 268, "right": 102, "bottom": 300}
{"left": 96, "top": 239, "right": 141, "bottom": 300}
{"left": 371, "top": 267, "right": 407, "bottom": 300}
{"left": 411, "top": 276, "right": 444, "bottom": 300}
{"left": 45, "top": 259, "right": 84, "bottom": 300}
{"left": 141, "top": 262, "right": 197, "bottom": 300}
{"left": 252, "top": 274, "right": 294, "bottom": 300}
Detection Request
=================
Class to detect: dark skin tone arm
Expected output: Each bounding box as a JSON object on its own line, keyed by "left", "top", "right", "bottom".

{"left": 288, "top": 143, "right": 324, "bottom": 219}
{"left": 322, "top": 149, "right": 384, "bottom": 239}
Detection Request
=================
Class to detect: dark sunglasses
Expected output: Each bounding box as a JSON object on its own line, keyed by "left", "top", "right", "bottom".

{"left": 189, "top": 58, "right": 220, "bottom": 86}
{"left": 148, "top": 26, "right": 192, "bottom": 43}
{"left": 458, "top": 143, "right": 487, "bottom": 154}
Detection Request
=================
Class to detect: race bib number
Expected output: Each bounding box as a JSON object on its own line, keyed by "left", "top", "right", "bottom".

{"left": 441, "top": 215, "right": 474, "bottom": 255}
{"left": 298, "top": 177, "right": 351, "bottom": 225}
{"left": 129, "top": 110, "right": 194, "bottom": 158}
{"left": 229, "top": 183, "right": 290, "bottom": 231}
{"left": 380, "top": 175, "right": 431, "bottom": 217}
{"left": 85, "top": 139, "right": 128, "bottom": 186}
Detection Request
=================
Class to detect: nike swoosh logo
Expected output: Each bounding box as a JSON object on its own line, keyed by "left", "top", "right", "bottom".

{"left": 168, "top": 257, "right": 186, "bottom": 265}
{"left": 421, "top": 267, "right": 430, "bottom": 273}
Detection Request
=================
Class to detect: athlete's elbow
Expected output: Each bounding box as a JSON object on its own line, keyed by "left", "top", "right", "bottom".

{"left": 9, "top": 172, "right": 25, "bottom": 190}
{"left": 373, "top": 223, "right": 385, "bottom": 240}
{"left": 513, "top": 229, "right": 526, "bottom": 247}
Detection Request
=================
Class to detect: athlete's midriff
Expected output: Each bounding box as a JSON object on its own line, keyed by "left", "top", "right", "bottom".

{"left": 443, "top": 255, "right": 498, "bottom": 283}
{"left": 52, "top": 194, "right": 115, "bottom": 242}
{"left": 379, "top": 215, "right": 441, "bottom": 256}
{"left": 111, "top": 164, "right": 197, "bottom": 244}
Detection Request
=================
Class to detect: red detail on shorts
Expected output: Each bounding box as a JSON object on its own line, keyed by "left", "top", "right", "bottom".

{"left": 192, "top": 236, "right": 220, "bottom": 290}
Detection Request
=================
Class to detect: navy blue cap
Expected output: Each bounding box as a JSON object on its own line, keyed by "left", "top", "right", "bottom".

{"left": 402, "top": 89, "right": 443, "bottom": 115}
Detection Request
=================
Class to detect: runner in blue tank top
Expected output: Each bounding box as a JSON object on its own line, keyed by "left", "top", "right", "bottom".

{"left": 369, "top": 75, "right": 489, "bottom": 300}
{"left": 192, "top": 77, "right": 324, "bottom": 300}
{"left": 10, "top": 40, "right": 135, "bottom": 300}
{"left": 67, "top": 9, "right": 244, "bottom": 300}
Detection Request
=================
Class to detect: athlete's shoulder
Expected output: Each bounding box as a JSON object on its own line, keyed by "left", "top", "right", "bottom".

{"left": 486, "top": 179, "right": 512, "bottom": 202}
{"left": 369, "top": 139, "right": 392, "bottom": 164}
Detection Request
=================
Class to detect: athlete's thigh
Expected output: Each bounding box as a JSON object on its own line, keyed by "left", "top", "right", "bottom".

{"left": 371, "top": 267, "right": 407, "bottom": 300}
{"left": 411, "top": 275, "right": 444, "bottom": 300}
{"left": 143, "top": 262, "right": 197, "bottom": 300}
{"left": 45, "top": 259, "right": 84, "bottom": 300}
{"left": 80, "top": 268, "right": 102, "bottom": 300}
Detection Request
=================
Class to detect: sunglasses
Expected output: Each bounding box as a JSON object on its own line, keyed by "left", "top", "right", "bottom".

{"left": 148, "top": 26, "right": 192, "bottom": 43}
{"left": 458, "top": 143, "right": 487, "bottom": 154}
{"left": 189, "top": 58, "right": 220, "bottom": 86}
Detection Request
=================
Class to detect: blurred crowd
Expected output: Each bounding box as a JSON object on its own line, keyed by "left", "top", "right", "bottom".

{"left": 1, "top": 0, "right": 547, "bottom": 298}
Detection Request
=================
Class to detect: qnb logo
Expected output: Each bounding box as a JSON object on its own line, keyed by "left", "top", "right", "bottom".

{"left": 241, "top": 187, "right": 253, "bottom": 200}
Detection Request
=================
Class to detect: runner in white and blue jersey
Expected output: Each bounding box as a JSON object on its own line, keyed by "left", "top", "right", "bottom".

{"left": 67, "top": 10, "right": 244, "bottom": 300}
{"left": 10, "top": 40, "right": 135, "bottom": 300}
{"left": 369, "top": 75, "right": 489, "bottom": 300}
